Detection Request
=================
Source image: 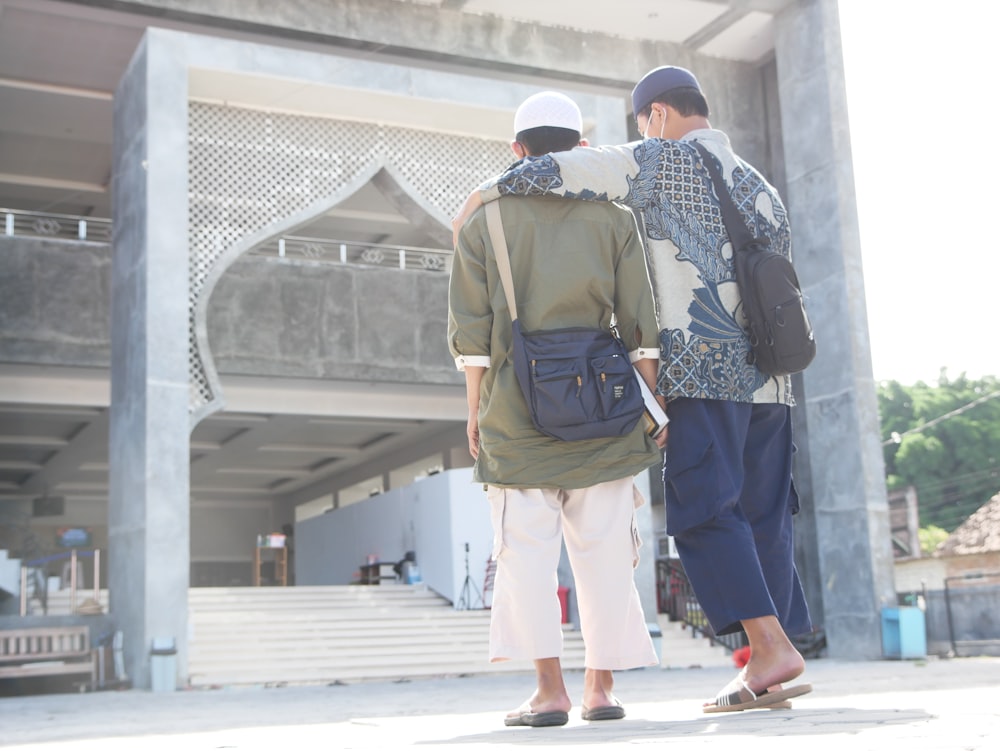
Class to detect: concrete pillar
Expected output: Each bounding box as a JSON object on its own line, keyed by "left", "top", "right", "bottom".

{"left": 109, "top": 30, "right": 191, "bottom": 688}
{"left": 774, "top": 0, "right": 896, "bottom": 658}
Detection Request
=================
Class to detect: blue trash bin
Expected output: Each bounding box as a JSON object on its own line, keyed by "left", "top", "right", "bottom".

{"left": 881, "top": 606, "right": 927, "bottom": 659}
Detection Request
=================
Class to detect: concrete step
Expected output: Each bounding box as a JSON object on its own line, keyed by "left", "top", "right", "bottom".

{"left": 40, "top": 585, "right": 725, "bottom": 685}
{"left": 189, "top": 630, "right": 498, "bottom": 647}
{"left": 189, "top": 642, "right": 587, "bottom": 671}
{"left": 185, "top": 584, "right": 588, "bottom": 686}
{"left": 190, "top": 625, "right": 497, "bottom": 646}
{"left": 44, "top": 584, "right": 442, "bottom": 615}
{"left": 187, "top": 637, "right": 588, "bottom": 686}
{"left": 190, "top": 604, "right": 486, "bottom": 619}
{"left": 187, "top": 583, "right": 440, "bottom": 600}
{"left": 655, "top": 616, "right": 735, "bottom": 669}
{"left": 190, "top": 616, "right": 493, "bottom": 632}
{"left": 187, "top": 655, "right": 574, "bottom": 686}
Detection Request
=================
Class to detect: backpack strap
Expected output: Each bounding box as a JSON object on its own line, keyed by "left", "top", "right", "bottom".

{"left": 691, "top": 141, "right": 756, "bottom": 251}
{"left": 484, "top": 200, "right": 519, "bottom": 323}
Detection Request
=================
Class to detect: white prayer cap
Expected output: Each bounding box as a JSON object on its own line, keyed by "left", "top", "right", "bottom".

{"left": 513, "top": 91, "right": 582, "bottom": 135}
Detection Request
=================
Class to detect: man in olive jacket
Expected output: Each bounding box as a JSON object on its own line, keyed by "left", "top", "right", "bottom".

{"left": 448, "top": 91, "right": 665, "bottom": 728}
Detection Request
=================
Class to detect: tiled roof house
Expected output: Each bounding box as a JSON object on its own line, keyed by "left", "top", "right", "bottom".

{"left": 936, "top": 492, "right": 1000, "bottom": 557}
{"left": 893, "top": 491, "right": 1000, "bottom": 593}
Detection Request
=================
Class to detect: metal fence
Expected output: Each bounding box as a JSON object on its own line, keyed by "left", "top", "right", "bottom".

{"left": 656, "top": 557, "right": 747, "bottom": 652}
{"left": 18, "top": 549, "right": 102, "bottom": 617}
{"left": 248, "top": 235, "right": 451, "bottom": 272}
{"left": 942, "top": 572, "right": 1000, "bottom": 656}
{"left": 3, "top": 208, "right": 452, "bottom": 273}
{"left": 3, "top": 208, "right": 112, "bottom": 243}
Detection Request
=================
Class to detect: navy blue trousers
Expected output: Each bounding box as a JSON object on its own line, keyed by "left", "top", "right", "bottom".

{"left": 662, "top": 398, "right": 811, "bottom": 638}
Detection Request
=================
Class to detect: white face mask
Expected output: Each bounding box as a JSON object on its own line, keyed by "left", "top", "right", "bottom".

{"left": 642, "top": 107, "right": 665, "bottom": 140}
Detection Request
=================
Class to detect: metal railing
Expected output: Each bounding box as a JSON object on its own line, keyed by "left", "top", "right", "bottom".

{"left": 19, "top": 548, "right": 102, "bottom": 616}
{"left": 3, "top": 208, "right": 112, "bottom": 243}
{"left": 657, "top": 557, "right": 747, "bottom": 652}
{"left": 943, "top": 571, "right": 1000, "bottom": 657}
{"left": 248, "top": 235, "right": 451, "bottom": 272}
{"left": 3, "top": 208, "right": 452, "bottom": 272}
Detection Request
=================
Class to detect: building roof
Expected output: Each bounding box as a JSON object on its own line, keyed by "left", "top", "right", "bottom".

{"left": 937, "top": 491, "right": 1000, "bottom": 556}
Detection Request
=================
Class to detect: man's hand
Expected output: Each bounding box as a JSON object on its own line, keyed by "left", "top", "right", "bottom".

{"left": 467, "top": 415, "right": 480, "bottom": 459}
{"left": 654, "top": 425, "right": 668, "bottom": 450}
{"left": 654, "top": 394, "right": 668, "bottom": 449}
{"left": 452, "top": 190, "right": 483, "bottom": 246}
{"left": 463, "top": 365, "right": 485, "bottom": 459}
{"left": 463, "top": 365, "right": 485, "bottom": 458}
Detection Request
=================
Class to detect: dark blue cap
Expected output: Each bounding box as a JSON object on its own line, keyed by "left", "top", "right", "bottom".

{"left": 631, "top": 66, "right": 702, "bottom": 114}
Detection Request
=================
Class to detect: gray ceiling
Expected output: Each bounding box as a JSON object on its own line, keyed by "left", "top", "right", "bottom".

{"left": 0, "top": 0, "right": 792, "bottom": 218}
{"left": 0, "top": 0, "right": 790, "bottom": 521}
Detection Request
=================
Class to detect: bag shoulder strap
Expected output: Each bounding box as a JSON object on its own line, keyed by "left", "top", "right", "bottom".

{"left": 484, "top": 200, "right": 519, "bottom": 322}
{"left": 485, "top": 199, "right": 620, "bottom": 339}
{"left": 691, "top": 141, "right": 755, "bottom": 251}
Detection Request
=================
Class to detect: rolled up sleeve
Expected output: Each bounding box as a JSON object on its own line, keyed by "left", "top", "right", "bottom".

{"left": 447, "top": 211, "right": 494, "bottom": 370}
{"left": 454, "top": 353, "right": 491, "bottom": 371}
{"left": 629, "top": 347, "right": 659, "bottom": 363}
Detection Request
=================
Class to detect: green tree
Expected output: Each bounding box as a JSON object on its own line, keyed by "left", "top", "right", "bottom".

{"left": 918, "top": 525, "right": 949, "bottom": 555}
{"left": 877, "top": 372, "right": 1000, "bottom": 532}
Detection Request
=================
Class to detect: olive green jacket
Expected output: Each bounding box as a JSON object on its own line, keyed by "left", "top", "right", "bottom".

{"left": 448, "top": 194, "right": 661, "bottom": 489}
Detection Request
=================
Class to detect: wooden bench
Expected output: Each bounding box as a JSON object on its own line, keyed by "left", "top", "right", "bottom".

{"left": 0, "top": 626, "right": 96, "bottom": 688}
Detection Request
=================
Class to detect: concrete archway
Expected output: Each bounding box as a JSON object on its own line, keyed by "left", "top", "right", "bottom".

{"left": 109, "top": 29, "right": 510, "bottom": 686}
{"left": 192, "top": 160, "right": 455, "bottom": 426}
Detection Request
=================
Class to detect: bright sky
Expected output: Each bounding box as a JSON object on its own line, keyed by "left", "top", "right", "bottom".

{"left": 838, "top": 1, "right": 998, "bottom": 385}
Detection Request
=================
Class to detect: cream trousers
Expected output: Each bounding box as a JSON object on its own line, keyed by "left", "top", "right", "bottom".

{"left": 486, "top": 476, "right": 658, "bottom": 670}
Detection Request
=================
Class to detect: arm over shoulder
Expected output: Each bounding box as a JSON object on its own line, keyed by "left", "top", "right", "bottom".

{"left": 487, "top": 144, "right": 643, "bottom": 206}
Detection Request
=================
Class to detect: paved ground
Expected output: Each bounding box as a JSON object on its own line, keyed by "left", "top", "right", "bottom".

{"left": 2, "top": 656, "right": 998, "bottom": 750}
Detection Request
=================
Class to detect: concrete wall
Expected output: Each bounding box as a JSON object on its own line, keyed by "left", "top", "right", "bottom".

{"left": 296, "top": 466, "right": 660, "bottom": 625}
{"left": 0, "top": 237, "right": 459, "bottom": 388}
{"left": 295, "top": 468, "right": 492, "bottom": 605}
{"left": 190, "top": 501, "right": 275, "bottom": 583}
{"left": 773, "top": 0, "right": 896, "bottom": 660}
{"left": 108, "top": 29, "right": 193, "bottom": 691}
{"left": 209, "top": 256, "right": 457, "bottom": 386}
{"left": 0, "top": 237, "right": 110, "bottom": 367}
{"left": 892, "top": 558, "right": 1000, "bottom": 656}
{"left": 895, "top": 557, "right": 948, "bottom": 593}
{"left": 924, "top": 585, "right": 1000, "bottom": 657}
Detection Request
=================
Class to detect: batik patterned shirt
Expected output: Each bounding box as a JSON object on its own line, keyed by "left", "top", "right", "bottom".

{"left": 479, "top": 129, "right": 793, "bottom": 405}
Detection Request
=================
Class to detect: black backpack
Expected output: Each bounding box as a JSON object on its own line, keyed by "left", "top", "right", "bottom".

{"left": 693, "top": 142, "right": 816, "bottom": 377}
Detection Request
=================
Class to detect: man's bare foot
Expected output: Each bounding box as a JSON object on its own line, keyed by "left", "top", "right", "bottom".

{"left": 505, "top": 690, "right": 572, "bottom": 721}
{"left": 741, "top": 648, "right": 805, "bottom": 696}
{"left": 708, "top": 653, "right": 804, "bottom": 707}
{"left": 737, "top": 615, "right": 807, "bottom": 696}
{"left": 582, "top": 668, "right": 618, "bottom": 711}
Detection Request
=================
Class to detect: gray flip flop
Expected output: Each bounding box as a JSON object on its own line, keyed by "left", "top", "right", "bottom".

{"left": 504, "top": 710, "right": 569, "bottom": 727}
{"left": 581, "top": 702, "right": 625, "bottom": 721}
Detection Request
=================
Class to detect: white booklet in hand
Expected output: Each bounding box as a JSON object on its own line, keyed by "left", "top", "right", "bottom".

{"left": 634, "top": 370, "right": 668, "bottom": 438}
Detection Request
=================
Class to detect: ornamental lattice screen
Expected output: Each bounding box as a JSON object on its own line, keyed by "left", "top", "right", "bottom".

{"left": 186, "top": 101, "right": 510, "bottom": 419}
